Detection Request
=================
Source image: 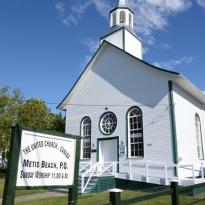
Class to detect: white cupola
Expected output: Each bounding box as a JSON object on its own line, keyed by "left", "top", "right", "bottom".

{"left": 110, "top": 0, "right": 134, "bottom": 29}
{"left": 100, "top": 0, "right": 142, "bottom": 59}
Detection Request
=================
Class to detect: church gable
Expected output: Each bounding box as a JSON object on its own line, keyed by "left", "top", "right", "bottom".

{"left": 63, "top": 43, "right": 174, "bottom": 109}
{"left": 63, "top": 43, "right": 175, "bottom": 165}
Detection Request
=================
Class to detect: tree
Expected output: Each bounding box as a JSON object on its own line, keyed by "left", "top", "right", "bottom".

{"left": 0, "top": 86, "right": 65, "bottom": 162}
{"left": 17, "top": 99, "right": 65, "bottom": 132}
{"left": 49, "top": 112, "right": 65, "bottom": 132}
{"left": 17, "top": 98, "right": 51, "bottom": 129}
{"left": 0, "top": 86, "right": 23, "bottom": 159}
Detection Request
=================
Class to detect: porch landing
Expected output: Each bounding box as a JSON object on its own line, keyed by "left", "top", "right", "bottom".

{"left": 79, "top": 161, "right": 205, "bottom": 194}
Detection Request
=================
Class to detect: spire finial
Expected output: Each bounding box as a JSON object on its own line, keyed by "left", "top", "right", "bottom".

{"left": 118, "top": 0, "right": 129, "bottom": 7}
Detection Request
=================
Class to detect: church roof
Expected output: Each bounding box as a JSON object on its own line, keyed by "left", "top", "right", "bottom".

{"left": 57, "top": 41, "right": 205, "bottom": 110}
{"left": 118, "top": 0, "right": 129, "bottom": 7}
{"left": 110, "top": 6, "right": 133, "bottom": 14}
{"left": 100, "top": 25, "right": 140, "bottom": 42}
{"left": 110, "top": 0, "right": 133, "bottom": 14}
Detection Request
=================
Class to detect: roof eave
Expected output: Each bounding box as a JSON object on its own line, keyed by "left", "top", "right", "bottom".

{"left": 173, "top": 74, "right": 205, "bottom": 105}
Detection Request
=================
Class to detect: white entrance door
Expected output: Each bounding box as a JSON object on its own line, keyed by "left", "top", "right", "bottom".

{"left": 99, "top": 139, "right": 118, "bottom": 163}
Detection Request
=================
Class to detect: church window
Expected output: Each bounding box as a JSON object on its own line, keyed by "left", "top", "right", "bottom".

{"left": 81, "top": 117, "right": 91, "bottom": 159}
{"left": 112, "top": 12, "right": 116, "bottom": 26}
{"left": 120, "top": 11, "right": 126, "bottom": 23}
{"left": 129, "top": 13, "right": 132, "bottom": 27}
{"left": 195, "top": 114, "right": 204, "bottom": 160}
{"left": 127, "top": 107, "right": 144, "bottom": 157}
{"left": 100, "top": 112, "right": 117, "bottom": 135}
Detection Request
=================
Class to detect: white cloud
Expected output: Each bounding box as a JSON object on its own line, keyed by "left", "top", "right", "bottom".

{"left": 55, "top": 0, "right": 192, "bottom": 56}
{"left": 55, "top": 0, "right": 112, "bottom": 27}
{"left": 62, "top": 1, "right": 91, "bottom": 26}
{"left": 62, "top": 15, "right": 78, "bottom": 26}
{"left": 55, "top": 1, "right": 93, "bottom": 27}
{"left": 71, "top": 1, "right": 92, "bottom": 17}
{"left": 55, "top": 2, "right": 65, "bottom": 16}
{"left": 55, "top": 0, "right": 192, "bottom": 45}
{"left": 128, "top": 0, "right": 192, "bottom": 44}
{"left": 157, "top": 43, "right": 171, "bottom": 50}
{"left": 80, "top": 38, "right": 99, "bottom": 53}
{"left": 196, "top": 0, "right": 205, "bottom": 8}
{"left": 79, "top": 38, "right": 99, "bottom": 68}
{"left": 142, "top": 46, "right": 150, "bottom": 55}
{"left": 153, "top": 56, "right": 195, "bottom": 70}
{"left": 91, "top": 0, "right": 112, "bottom": 18}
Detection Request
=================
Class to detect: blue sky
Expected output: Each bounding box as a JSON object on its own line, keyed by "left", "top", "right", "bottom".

{"left": 0, "top": 0, "right": 205, "bottom": 113}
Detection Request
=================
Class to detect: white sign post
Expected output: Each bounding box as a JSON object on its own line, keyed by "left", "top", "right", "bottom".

{"left": 2, "top": 125, "right": 81, "bottom": 205}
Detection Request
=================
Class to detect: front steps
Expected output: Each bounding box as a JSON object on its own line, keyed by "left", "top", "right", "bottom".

{"left": 78, "top": 176, "right": 98, "bottom": 194}
{"left": 78, "top": 176, "right": 115, "bottom": 195}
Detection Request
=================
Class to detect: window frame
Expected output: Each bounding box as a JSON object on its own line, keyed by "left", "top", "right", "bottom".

{"left": 80, "top": 116, "right": 91, "bottom": 160}
{"left": 195, "top": 113, "right": 204, "bottom": 160}
{"left": 129, "top": 13, "right": 132, "bottom": 27}
{"left": 120, "top": 11, "right": 126, "bottom": 24}
{"left": 112, "top": 12, "right": 117, "bottom": 26}
{"left": 127, "top": 106, "right": 144, "bottom": 158}
{"left": 99, "top": 112, "right": 117, "bottom": 135}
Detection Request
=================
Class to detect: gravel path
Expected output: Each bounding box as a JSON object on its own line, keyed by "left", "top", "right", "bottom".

{"left": 0, "top": 191, "right": 67, "bottom": 204}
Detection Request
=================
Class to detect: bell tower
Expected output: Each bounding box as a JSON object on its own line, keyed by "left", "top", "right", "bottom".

{"left": 100, "top": 0, "right": 142, "bottom": 59}
{"left": 110, "top": 0, "right": 133, "bottom": 29}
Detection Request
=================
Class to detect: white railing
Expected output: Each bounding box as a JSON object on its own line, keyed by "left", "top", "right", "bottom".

{"left": 79, "top": 161, "right": 205, "bottom": 193}
{"left": 79, "top": 162, "right": 92, "bottom": 173}
{"left": 117, "top": 161, "right": 205, "bottom": 186}
{"left": 81, "top": 163, "right": 97, "bottom": 194}
{"left": 118, "top": 161, "right": 174, "bottom": 185}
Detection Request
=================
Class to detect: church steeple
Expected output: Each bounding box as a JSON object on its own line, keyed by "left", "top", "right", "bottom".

{"left": 118, "top": 0, "right": 129, "bottom": 7}
{"left": 100, "top": 0, "right": 142, "bottom": 60}
{"left": 109, "top": 0, "right": 134, "bottom": 29}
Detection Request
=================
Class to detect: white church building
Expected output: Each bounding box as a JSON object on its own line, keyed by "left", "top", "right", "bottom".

{"left": 58, "top": 0, "right": 205, "bottom": 193}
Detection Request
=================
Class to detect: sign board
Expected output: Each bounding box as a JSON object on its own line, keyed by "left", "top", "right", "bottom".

{"left": 16, "top": 130, "right": 76, "bottom": 187}
{"left": 119, "top": 144, "right": 125, "bottom": 157}
{"left": 2, "top": 125, "right": 81, "bottom": 205}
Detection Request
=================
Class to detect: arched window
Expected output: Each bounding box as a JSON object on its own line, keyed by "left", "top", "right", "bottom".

{"left": 129, "top": 13, "right": 132, "bottom": 27}
{"left": 127, "top": 107, "right": 144, "bottom": 157}
{"left": 112, "top": 12, "right": 116, "bottom": 26}
{"left": 81, "top": 117, "right": 91, "bottom": 159}
{"left": 120, "top": 11, "right": 126, "bottom": 23}
{"left": 195, "top": 114, "right": 204, "bottom": 160}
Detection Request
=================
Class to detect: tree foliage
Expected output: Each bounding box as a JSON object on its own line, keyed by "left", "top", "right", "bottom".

{"left": 17, "top": 98, "right": 51, "bottom": 129}
{"left": 0, "top": 86, "right": 65, "bottom": 160}
{"left": 0, "top": 86, "right": 23, "bottom": 157}
{"left": 48, "top": 112, "right": 65, "bottom": 132}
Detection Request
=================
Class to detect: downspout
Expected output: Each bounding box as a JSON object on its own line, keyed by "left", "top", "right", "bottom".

{"left": 168, "top": 81, "right": 178, "bottom": 176}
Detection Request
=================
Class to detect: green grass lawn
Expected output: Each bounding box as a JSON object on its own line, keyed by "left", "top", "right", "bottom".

{"left": 15, "top": 194, "right": 109, "bottom": 205}
{"left": 0, "top": 179, "right": 48, "bottom": 198}
{"left": 14, "top": 190, "right": 205, "bottom": 205}
{"left": 0, "top": 179, "right": 4, "bottom": 198}
{"left": 1, "top": 179, "right": 205, "bottom": 205}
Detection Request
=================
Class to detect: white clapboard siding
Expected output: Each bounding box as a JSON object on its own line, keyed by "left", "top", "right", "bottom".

{"left": 65, "top": 45, "right": 174, "bottom": 169}
{"left": 173, "top": 83, "right": 205, "bottom": 178}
